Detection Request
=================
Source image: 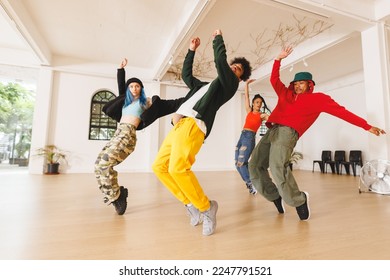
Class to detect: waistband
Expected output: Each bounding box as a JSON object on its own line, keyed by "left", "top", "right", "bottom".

{"left": 118, "top": 123, "right": 137, "bottom": 131}
{"left": 270, "top": 124, "right": 298, "bottom": 134}
{"left": 241, "top": 129, "right": 256, "bottom": 135}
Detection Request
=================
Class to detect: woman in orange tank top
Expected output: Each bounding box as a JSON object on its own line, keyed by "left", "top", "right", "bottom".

{"left": 235, "top": 79, "right": 270, "bottom": 195}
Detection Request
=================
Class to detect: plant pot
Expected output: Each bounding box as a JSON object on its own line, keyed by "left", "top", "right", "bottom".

{"left": 46, "top": 163, "right": 60, "bottom": 174}
{"left": 18, "top": 158, "right": 29, "bottom": 166}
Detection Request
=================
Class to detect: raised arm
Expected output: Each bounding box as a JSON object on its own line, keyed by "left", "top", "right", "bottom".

{"left": 244, "top": 79, "right": 255, "bottom": 113}
{"left": 270, "top": 46, "right": 293, "bottom": 95}
{"left": 117, "top": 58, "right": 128, "bottom": 96}
{"left": 212, "top": 29, "right": 239, "bottom": 91}
{"left": 181, "top": 37, "right": 202, "bottom": 89}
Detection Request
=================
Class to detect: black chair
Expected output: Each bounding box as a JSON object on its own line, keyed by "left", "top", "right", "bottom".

{"left": 312, "top": 150, "right": 333, "bottom": 173}
{"left": 326, "top": 150, "right": 346, "bottom": 174}
{"left": 341, "top": 150, "right": 363, "bottom": 176}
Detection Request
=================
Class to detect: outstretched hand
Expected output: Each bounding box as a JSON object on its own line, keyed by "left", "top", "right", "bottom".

{"left": 369, "top": 126, "right": 386, "bottom": 136}
{"left": 277, "top": 46, "right": 293, "bottom": 60}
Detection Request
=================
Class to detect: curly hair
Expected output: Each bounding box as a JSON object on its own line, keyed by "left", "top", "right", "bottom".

{"left": 230, "top": 57, "right": 252, "bottom": 81}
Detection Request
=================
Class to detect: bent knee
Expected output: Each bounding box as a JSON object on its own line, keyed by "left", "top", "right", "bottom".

{"left": 152, "top": 161, "right": 169, "bottom": 174}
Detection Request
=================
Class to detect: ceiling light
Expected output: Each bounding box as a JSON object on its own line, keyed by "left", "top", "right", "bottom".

{"left": 303, "top": 58, "right": 308, "bottom": 67}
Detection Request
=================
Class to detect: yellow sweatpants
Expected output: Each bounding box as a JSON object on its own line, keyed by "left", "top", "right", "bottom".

{"left": 152, "top": 117, "right": 210, "bottom": 212}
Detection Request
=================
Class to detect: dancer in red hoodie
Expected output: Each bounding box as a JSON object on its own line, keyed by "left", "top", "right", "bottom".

{"left": 248, "top": 46, "right": 386, "bottom": 221}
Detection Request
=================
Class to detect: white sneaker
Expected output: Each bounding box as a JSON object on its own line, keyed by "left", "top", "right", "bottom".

{"left": 185, "top": 204, "right": 202, "bottom": 226}
{"left": 202, "top": 200, "right": 218, "bottom": 236}
{"left": 248, "top": 185, "right": 257, "bottom": 195}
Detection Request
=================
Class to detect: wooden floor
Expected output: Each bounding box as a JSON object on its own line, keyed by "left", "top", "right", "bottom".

{"left": 1, "top": 168, "right": 390, "bottom": 260}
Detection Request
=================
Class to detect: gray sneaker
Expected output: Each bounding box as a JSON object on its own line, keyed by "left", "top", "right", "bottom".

{"left": 202, "top": 200, "right": 218, "bottom": 236}
{"left": 185, "top": 204, "right": 202, "bottom": 226}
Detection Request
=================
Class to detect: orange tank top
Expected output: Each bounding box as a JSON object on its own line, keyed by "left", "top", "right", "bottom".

{"left": 243, "top": 111, "right": 262, "bottom": 132}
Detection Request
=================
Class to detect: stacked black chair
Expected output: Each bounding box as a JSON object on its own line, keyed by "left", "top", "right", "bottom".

{"left": 341, "top": 150, "right": 363, "bottom": 176}
{"left": 312, "top": 150, "right": 333, "bottom": 173}
{"left": 327, "top": 150, "right": 346, "bottom": 174}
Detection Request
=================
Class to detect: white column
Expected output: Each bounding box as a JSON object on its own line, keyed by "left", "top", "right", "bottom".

{"left": 147, "top": 81, "right": 162, "bottom": 171}
{"left": 361, "top": 23, "right": 390, "bottom": 161}
{"left": 29, "top": 67, "right": 54, "bottom": 174}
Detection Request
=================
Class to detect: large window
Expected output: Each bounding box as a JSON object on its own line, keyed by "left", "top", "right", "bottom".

{"left": 89, "top": 90, "right": 117, "bottom": 140}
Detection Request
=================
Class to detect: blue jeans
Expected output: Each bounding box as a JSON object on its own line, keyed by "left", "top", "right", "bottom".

{"left": 235, "top": 130, "right": 256, "bottom": 185}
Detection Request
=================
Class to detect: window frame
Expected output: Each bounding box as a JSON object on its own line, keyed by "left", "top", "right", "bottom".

{"left": 89, "top": 90, "right": 117, "bottom": 140}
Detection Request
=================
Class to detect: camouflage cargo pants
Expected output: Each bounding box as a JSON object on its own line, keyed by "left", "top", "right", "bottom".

{"left": 95, "top": 123, "right": 137, "bottom": 203}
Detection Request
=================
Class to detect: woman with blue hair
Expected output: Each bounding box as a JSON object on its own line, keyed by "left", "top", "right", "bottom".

{"left": 95, "top": 58, "right": 151, "bottom": 215}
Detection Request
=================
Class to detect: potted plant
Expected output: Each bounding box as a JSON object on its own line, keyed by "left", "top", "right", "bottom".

{"left": 35, "top": 145, "right": 67, "bottom": 174}
{"left": 289, "top": 151, "right": 303, "bottom": 171}
{"left": 14, "top": 132, "right": 31, "bottom": 166}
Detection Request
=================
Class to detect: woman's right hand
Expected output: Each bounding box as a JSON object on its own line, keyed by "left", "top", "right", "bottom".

{"left": 120, "top": 58, "right": 128, "bottom": 68}
{"left": 246, "top": 79, "right": 256, "bottom": 85}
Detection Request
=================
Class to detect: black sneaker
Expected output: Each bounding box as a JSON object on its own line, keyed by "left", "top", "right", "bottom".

{"left": 112, "top": 186, "right": 128, "bottom": 215}
{"left": 273, "top": 196, "right": 285, "bottom": 214}
{"left": 296, "top": 192, "right": 310, "bottom": 220}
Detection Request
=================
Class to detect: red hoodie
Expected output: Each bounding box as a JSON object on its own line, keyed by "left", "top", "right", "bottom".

{"left": 267, "top": 59, "right": 371, "bottom": 137}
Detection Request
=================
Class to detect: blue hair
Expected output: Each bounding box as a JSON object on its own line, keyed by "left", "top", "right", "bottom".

{"left": 124, "top": 87, "right": 147, "bottom": 108}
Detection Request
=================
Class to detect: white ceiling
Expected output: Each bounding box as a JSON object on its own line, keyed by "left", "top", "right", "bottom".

{"left": 0, "top": 0, "right": 390, "bottom": 91}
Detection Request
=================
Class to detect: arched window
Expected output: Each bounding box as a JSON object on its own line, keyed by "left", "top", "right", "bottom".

{"left": 89, "top": 90, "right": 117, "bottom": 140}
